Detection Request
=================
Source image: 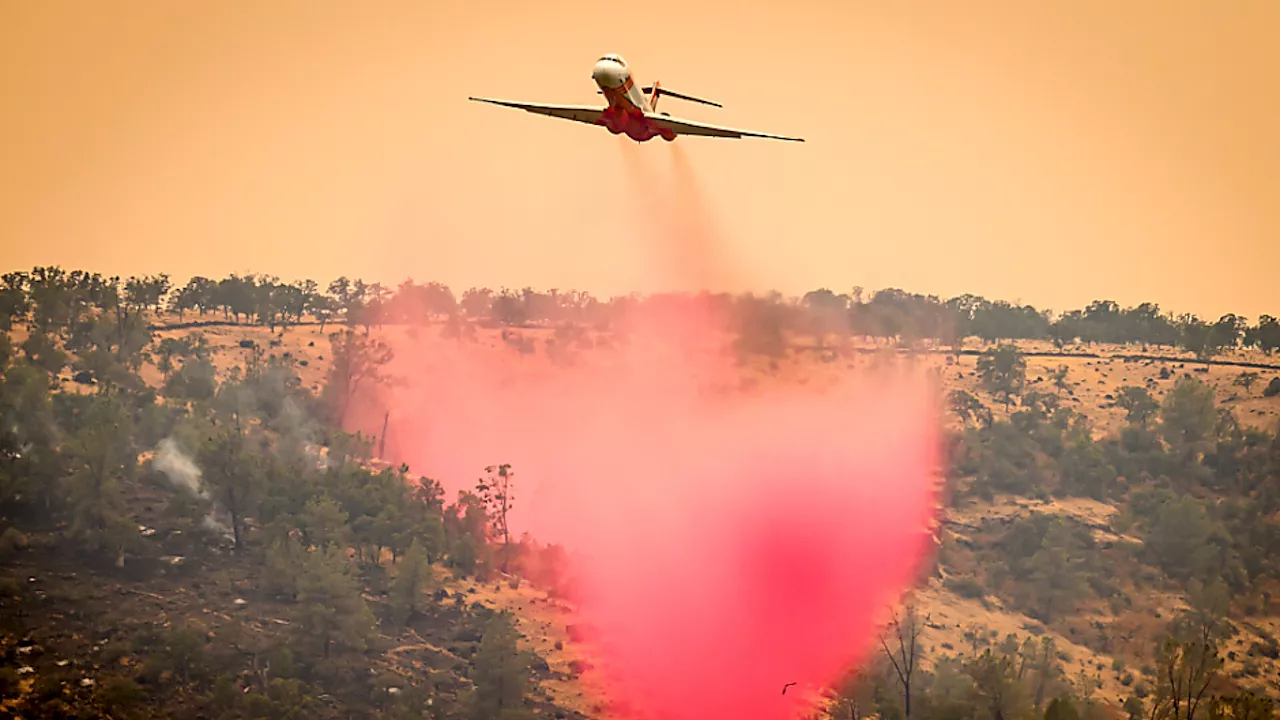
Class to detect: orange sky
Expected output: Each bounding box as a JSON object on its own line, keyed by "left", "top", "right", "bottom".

{"left": 2, "top": 0, "right": 1277, "bottom": 320}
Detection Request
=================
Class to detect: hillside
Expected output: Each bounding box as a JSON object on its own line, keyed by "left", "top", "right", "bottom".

{"left": 2, "top": 270, "right": 1280, "bottom": 720}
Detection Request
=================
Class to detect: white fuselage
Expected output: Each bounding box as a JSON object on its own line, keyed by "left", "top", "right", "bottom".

{"left": 591, "top": 54, "right": 650, "bottom": 112}
{"left": 589, "top": 54, "right": 675, "bottom": 141}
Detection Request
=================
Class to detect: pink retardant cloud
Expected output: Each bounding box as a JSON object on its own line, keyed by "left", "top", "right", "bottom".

{"left": 351, "top": 298, "right": 942, "bottom": 720}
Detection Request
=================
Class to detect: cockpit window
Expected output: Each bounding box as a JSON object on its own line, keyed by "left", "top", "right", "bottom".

{"left": 598, "top": 54, "right": 626, "bottom": 66}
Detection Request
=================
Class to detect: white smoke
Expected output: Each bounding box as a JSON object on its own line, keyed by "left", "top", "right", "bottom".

{"left": 154, "top": 437, "right": 208, "bottom": 499}
{"left": 306, "top": 442, "right": 330, "bottom": 470}
{"left": 278, "top": 397, "right": 313, "bottom": 443}
{"left": 150, "top": 436, "right": 239, "bottom": 546}
{"left": 201, "top": 513, "right": 235, "bottom": 542}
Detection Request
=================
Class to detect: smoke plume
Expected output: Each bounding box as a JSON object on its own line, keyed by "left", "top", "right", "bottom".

{"left": 153, "top": 437, "right": 207, "bottom": 499}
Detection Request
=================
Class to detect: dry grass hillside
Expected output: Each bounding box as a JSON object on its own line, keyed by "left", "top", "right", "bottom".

{"left": 86, "top": 317, "right": 1280, "bottom": 714}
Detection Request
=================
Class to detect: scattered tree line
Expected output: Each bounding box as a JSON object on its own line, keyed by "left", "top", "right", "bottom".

{"left": 4, "top": 267, "right": 1280, "bottom": 363}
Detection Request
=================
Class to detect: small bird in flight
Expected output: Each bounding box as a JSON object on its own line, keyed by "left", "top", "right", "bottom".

{"left": 782, "top": 682, "right": 797, "bottom": 695}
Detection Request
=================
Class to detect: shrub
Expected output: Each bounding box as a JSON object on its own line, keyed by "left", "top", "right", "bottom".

{"left": 98, "top": 677, "right": 145, "bottom": 714}
{"left": 945, "top": 575, "right": 986, "bottom": 600}
{"left": 0, "top": 577, "right": 21, "bottom": 597}
{"left": 0, "top": 527, "right": 29, "bottom": 556}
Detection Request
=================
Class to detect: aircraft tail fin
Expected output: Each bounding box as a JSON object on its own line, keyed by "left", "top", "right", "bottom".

{"left": 642, "top": 82, "right": 722, "bottom": 110}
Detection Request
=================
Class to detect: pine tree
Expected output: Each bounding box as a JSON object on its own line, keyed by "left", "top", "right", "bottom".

{"left": 470, "top": 611, "right": 530, "bottom": 720}
{"left": 389, "top": 537, "right": 432, "bottom": 626}
{"left": 294, "top": 545, "right": 376, "bottom": 660}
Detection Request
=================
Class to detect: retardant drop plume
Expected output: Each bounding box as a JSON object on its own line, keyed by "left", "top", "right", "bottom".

{"left": 354, "top": 147, "right": 943, "bottom": 719}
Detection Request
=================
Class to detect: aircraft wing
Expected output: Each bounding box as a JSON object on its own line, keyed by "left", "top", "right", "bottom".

{"left": 468, "top": 97, "right": 605, "bottom": 127}
{"left": 644, "top": 113, "right": 804, "bottom": 142}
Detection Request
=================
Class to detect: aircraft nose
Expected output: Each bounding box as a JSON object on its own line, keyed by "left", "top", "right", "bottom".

{"left": 592, "top": 61, "right": 626, "bottom": 88}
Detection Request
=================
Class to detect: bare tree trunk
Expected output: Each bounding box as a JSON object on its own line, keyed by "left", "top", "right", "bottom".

{"left": 879, "top": 601, "right": 924, "bottom": 719}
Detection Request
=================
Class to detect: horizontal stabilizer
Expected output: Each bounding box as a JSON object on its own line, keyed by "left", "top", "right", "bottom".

{"left": 595, "top": 86, "right": 722, "bottom": 108}
{"left": 642, "top": 86, "right": 721, "bottom": 108}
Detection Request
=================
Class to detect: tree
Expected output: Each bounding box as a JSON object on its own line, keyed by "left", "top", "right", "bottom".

{"left": 27, "top": 266, "right": 74, "bottom": 333}
{"left": 1146, "top": 495, "right": 1219, "bottom": 583}
{"left": 1245, "top": 315, "right": 1280, "bottom": 354}
{"left": 478, "top": 464, "right": 516, "bottom": 574}
{"left": 831, "top": 665, "right": 881, "bottom": 720}
{"left": 388, "top": 537, "right": 432, "bottom": 626}
{"left": 153, "top": 337, "right": 188, "bottom": 381}
{"left": 977, "top": 344, "right": 1027, "bottom": 410}
{"left": 1175, "top": 578, "right": 1232, "bottom": 645}
{"left": 321, "top": 329, "right": 394, "bottom": 426}
{"left": 1160, "top": 376, "right": 1217, "bottom": 457}
{"left": 1027, "top": 636, "right": 1064, "bottom": 710}
{"left": 293, "top": 544, "right": 377, "bottom": 660}
{"left": 1208, "top": 314, "right": 1244, "bottom": 355}
{"left": 965, "top": 647, "right": 1032, "bottom": 720}
{"left": 311, "top": 294, "right": 335, "bottom": 333}
{"left": 1058, "top": 435, "right": 1118, "bottom": 500}
{"left": 1232, "top": 372, "right": 1260, "bottom": 393}
{"left": 1149, "top": 626, "right": 1221, "bottom": 720}
{"left": 165, "top": 355, "right": 217, "bottom": 403}
{"left": 1051, "top": 365, "right": 1073, "bottom": 399}
{"left": 197, "top": 426, "right": 260, "bottom": 550}
{"left": 802, "top": 287, "right": 850, "bottom": 347}
{"left": 1045, "top": 697, "right": 1081, "bottom": 720}
{"left": 1028, "top": 522, "right": 1087, "bottom": 622}
{"left": 460, "top": 287, "right": 494, "bottom": 319}
{"left": 949, "top": 390, "right": 993, "bottom": 428}
{"left": 879, "top": 600, "right": 926, "bottom": 719}
{"left": 469, "top": 610, "right": 530, "bottom": 720}
{"left": 0, "top": 361, "right": 61, "bottom": 517}
{"left": 1179, "top": 318, "right": 1219, "bottom": 366}
{"left": 21, "top": 331, "right": 68, "bottom": 376}
{"left": 492, "top": 289, "right": 527, "bottom": 327}
{"left": 170, "top": 277, "right": 212, "bottom": 321}
{"left": 297, "top": 494, "right": 352, "bottom": 552}
{"left": 1116, "top": 386, "right": 1160, "bottom": 428}
{"left": 1206, "top": 692, "right": 1273, "bottom": 720}
{"left": 65, "top": 396, "right": 138, "bottom": 560}
{"left": 0, "top": 273, "right": 30, "bottom": 331}
{"left": 406, "top": 477, "right": 448, "bottom": 562}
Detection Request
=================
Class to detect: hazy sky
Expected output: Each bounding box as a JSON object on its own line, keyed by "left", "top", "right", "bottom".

{"left": 2, "top": 1, "right": 1277, "bottom": 320}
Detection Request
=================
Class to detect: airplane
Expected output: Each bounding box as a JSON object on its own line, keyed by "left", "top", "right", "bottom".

{"left": 468, "top": 53, "right": 804, "bottom": 143}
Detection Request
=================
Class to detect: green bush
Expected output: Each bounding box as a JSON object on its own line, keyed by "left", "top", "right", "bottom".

{"left": 945, "top": 575, "right": 986, "bottom": 600}
{"left": 98, "top": 677, "right": 145, "bottom": 715}
{"left": 0, "top": 527, "right": 29, "bottom": 555}
{"left": 0, "top": 576, "right": 21, "bottom": 597}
